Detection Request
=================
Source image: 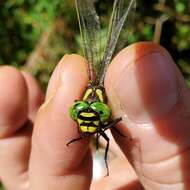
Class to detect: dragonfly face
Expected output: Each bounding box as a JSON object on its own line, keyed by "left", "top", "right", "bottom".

{"left": 70, "top": 85, "right": 111, "bottom": 133}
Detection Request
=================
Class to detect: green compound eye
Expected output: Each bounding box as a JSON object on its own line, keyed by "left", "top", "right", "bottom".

{"left": 70, "top": 101, "right": 89, "bottom": 120}
{"left": 90, "top": 102, "right": 111, "bottom": 123}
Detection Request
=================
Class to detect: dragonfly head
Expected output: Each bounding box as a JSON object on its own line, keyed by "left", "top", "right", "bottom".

{"left": 70, "top": 100, "right": 111, "bottom": 124}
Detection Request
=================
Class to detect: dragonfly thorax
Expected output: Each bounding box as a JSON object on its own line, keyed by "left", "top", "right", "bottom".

{"left": 82, "top": 83, "right": 107, "bottom": 103}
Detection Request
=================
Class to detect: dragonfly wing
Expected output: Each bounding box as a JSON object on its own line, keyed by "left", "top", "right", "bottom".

{"left": 98, "top": 0, "right": 136, "bottom": 84}
{"left": 75, "top": 0, "right": 102, "bottom": 82}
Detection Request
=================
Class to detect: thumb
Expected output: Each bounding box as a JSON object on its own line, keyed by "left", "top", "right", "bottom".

{"left": 105, "top": 42, "right": 190, "bottom": 190}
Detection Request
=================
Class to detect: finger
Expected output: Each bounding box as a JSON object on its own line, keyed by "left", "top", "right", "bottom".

{"left": 0, "top": 66, "right": 31, "bottom": 190}
{"left": 105, "top": 42, "right": 190, "bottom": 189}
{"left": 91, "top": 157, "right": 143, "bottom": 190}
{"left": 29, "top": 55, "right": 92, "bottom": 190}
{"left": 0, "top": 66, "right": 28, "bottom": 137}
{"left": 22, "top": 71, "right": 44, "bottom": 121}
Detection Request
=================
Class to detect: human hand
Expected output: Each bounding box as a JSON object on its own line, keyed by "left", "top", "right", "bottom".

{"left": 0, "top": 42, "right": 190, "bottom": 190}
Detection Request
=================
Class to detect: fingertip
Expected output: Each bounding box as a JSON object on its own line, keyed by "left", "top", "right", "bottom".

{"left": 46, "top": 54, "right": 88, "bottom": 101}
{"left": 105, "top": 42, "right": 172, "bottom": 88}
{"left": 0, "top": 66, "right": 28, "bottom": 137}
{"left": 22, "top": 71, "right": 44, "bottom": 121}
{"left": 105, "top": 42, "right": 179, "bottom": 123}
{"left": 33, "top": 53, "right": 89, "bottom": 154}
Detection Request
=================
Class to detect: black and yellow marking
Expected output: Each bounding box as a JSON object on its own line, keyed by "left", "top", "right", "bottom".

{"left": 82, "top": 85, "right": 105, "bottom": 103}
{"left": 83, "top": 88, "right": 93, "bottom": 101}
{"left": 95, "top": 88, "right": 104, "bottom": 102}
{"left": 77, "top": 112, "right": 99, "bottom": 133}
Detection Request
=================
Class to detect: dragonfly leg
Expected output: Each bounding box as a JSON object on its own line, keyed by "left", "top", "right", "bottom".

{"left": 103, "top": 117, "right": 122, "bottom": 130}
{"left": 96, "top": 133, "right": 99, "bottom": 150}
{"left": 99, "top": 130, "right": 110, "bottom": 176}
{"left": 112, "top": 126, "right": 126, "bottom": 137}
{"left": 66, "top": 136, "right": 83, "bottom": 146}
{"left": 102, "top": 117, "right": 125, "bottom": 137}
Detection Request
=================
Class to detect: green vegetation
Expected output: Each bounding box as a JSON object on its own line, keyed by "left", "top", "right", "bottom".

{"left": 0, "top": 0, "right": 190, "bottom": 89}
{"left": 0, "top": 186, "right": 3, "bottom": 190}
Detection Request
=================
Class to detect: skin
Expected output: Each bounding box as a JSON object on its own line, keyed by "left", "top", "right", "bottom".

{"left": 0, "top": 42, "right": 190, "bottom": 190}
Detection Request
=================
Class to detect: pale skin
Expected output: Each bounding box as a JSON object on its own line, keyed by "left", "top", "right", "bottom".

{"left": 0, "top": 42, "right": 190, "bottom": 190}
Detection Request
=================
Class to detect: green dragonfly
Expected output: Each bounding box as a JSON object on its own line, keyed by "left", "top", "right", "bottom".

{"left": 67, "top": 0, "right": 136, "bottom": 176}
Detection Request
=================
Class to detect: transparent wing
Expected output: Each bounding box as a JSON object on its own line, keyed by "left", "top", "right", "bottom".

{"left": 75, "top": 0, "right": 102, "bottom": 82}
{"left": 98, "top": 0, "right": 136, "bottom": 84}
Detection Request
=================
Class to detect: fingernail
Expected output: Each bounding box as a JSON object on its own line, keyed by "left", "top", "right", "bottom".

{"left": 114, "top": 52, "right": 179, "bottom": 123}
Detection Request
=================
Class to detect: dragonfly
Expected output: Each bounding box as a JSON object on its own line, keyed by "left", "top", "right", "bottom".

{"left": 67, "top": 0, "right": 136, "bottom": 176}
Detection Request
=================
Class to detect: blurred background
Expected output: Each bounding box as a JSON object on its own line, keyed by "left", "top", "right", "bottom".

{"left": 0, "top": 0, "right": 190, "bottom": 89}
{"left": 0, "top": 0, "right": 190, "bottom": 188}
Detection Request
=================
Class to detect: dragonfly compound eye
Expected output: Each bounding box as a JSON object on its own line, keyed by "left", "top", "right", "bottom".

{"left": 90, "top": 102, "right": 111, "bottom": 123}
{"left": 70, "top": 101, "right": 89, "bottom": 120}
